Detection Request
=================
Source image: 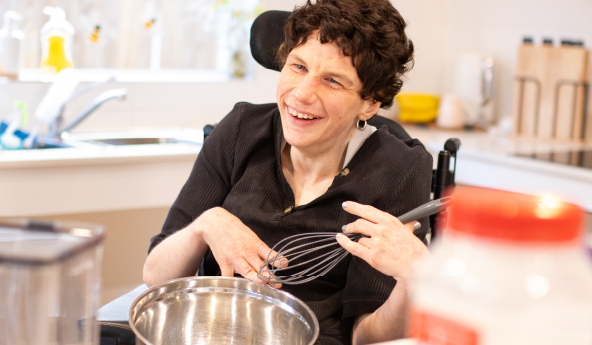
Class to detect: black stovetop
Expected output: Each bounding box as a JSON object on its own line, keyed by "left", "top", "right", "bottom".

{"left": 516, "top": 149, "right": 592, "bottom": 170}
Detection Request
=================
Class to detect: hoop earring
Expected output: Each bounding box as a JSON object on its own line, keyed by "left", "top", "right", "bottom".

{"left": 357, "top": 118, "right": 367, "bottom": 131}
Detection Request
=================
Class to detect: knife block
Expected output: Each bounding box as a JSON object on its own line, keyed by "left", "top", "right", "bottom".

{"left": 513, "top": 42, "right": 590, "bottom": 142}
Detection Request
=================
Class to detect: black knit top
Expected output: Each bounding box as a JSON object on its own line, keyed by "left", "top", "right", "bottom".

{"left": 149, "top": 102, "right": 433, "bottom": 345}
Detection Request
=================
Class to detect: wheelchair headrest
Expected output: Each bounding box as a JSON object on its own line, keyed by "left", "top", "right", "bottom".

{"left": 250, "top": 10, "right": 291, "bottom": 72}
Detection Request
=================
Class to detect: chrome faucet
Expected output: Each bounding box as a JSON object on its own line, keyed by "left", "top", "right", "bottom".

{"left": 47, "top": 78, "right": 127, "bottom": 139}
{"left": 59, "top": 88, "right": 127, "bottom": 137}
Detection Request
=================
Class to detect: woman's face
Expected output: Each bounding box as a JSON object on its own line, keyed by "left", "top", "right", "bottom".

{"left": 276, "top": 34, "right": 380, "bottom": 151}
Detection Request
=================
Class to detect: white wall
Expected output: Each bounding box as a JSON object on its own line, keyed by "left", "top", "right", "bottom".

{"left": 1, "top": 0, "right": 591, "bottom": 131}
{"left": 395, "top": 0, "right": 592, "bottom": 123}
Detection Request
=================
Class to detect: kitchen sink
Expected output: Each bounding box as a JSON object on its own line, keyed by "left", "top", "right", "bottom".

{"left": 33, "top": 137, "right": 102, "bottom": 149}
{"left": 56, "top": 128, "right": 204, "bottom": 148}
{"left": 34, "top": 141, "right": 76, "bottom": 149}
{"left": 80, "top": 137, "right": 196, "bottom": 146}
{"left": 23, "top": 128, "right": 203, "bottom": 150}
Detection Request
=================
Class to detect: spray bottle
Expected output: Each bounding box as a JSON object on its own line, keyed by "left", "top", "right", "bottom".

{"left": 0, "top": 10, "right": 25, "bottom": 78}
{"left": 40, "top": 6, "right": 74, "bottom": 74}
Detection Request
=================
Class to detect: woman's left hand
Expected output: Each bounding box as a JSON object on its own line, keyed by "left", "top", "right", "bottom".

{"left": 336, "top": 201, "right": 429, "bottom": 279}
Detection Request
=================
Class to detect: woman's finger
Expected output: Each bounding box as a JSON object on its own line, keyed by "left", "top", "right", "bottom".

{"left": 255, "top": 262, "right": 282, "bottom": 288}
{"left": 403, "top": 221, "right": 419, "bottom": 233}
{"left": 342, "top": 201, "right": 390, "bottom": 224}
{"left": 257, "top": 244, "right": 288, "bottom": 268}
{"left": 257, "top": 242, "right": 274, "bottom": 260}
{"left": 234, "top": 257, "right": 266, "bottom": 285}
{"left": 343, "top": 218, "right": 378, "bottom": 237}
{"left": 336, "top": 233, "right": 370, "bottom": 262}
{"left": 357, "top": 236, "right": 372, "bottom": 249}
{"left": 220, "top": 264, "right": 234, "bottom": 277}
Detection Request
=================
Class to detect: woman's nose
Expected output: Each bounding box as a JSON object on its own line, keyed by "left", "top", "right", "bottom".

{"left": 293, "top": 76, "right": 318, "bottom": 104}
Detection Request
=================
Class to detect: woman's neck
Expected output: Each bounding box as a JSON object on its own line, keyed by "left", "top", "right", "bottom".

{"left": 282, "top": 130, "right": 355, "bottom": 206}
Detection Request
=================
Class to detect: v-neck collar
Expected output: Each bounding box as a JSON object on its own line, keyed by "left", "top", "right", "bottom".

{"left": 274, "top": 110, "right": 379, "bottom": 210}
{"left": 279, "top": 125, "right": 377, "bottom": 169}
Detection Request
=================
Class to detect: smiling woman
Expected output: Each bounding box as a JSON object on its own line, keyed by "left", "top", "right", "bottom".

{"left": 143, "top": 1, "right": 432, "bottom": 344}
{"left": 278, "top": 37, "right": 378, "bottom": 158}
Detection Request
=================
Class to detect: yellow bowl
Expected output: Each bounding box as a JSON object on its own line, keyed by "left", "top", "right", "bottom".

{"left": 396, "top": 93, "right": 440, "bottom": 123}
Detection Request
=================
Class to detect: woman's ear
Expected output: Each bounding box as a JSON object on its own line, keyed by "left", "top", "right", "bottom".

{"left": 362, "top": 100, "right": 382, "bottom": 119}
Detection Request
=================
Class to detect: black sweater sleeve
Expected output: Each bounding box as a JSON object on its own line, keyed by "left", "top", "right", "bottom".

{"left": 147, "top": 103, "right": 244, "bottom": 253}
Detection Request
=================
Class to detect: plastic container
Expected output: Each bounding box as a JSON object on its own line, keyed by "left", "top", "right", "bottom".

{"left": 0, "top": 101, "right": 28, "bottom": 150}
{"left": 0, "top": 10, "right": 25, "bottom": 78}
{"left": 0, "top": 219, "right": 104, "bottom": 345}
{"left": 409, "top": 186, "right": 592, "bottom": 345}
{"left": 39, "top": 6, "right": 74, "bottom": 74}
{"left": 34, "top": 68, "right": 79, "bottom": 125}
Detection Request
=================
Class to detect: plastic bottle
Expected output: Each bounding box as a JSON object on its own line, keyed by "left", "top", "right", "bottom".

{"left": 39, "top": 6, "right": 74, "bottom": 74}
{"left": 0, "top": 10, "right": 25, "bottom": 78}
{"left": 409, "top": 186, "right": 592, "bottom": 345}
{"left": 0, "top": 101, "right": 27, "bottom": 150}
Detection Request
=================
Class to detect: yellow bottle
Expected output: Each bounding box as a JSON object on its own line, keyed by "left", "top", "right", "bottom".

{"left": 39, "top": 6, "right": 74, "bottom": 74}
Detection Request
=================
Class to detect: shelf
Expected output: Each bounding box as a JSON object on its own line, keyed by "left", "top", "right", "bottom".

{"left": 1, "top": 68, "right": 235, "bottom": 83}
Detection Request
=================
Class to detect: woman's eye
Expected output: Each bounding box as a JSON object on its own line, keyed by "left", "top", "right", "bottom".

{"left": 295, "top": 64, "right": 306, "bottom": 70}
{"left": 328, "top": 77, "right": 340, "bottom": 85}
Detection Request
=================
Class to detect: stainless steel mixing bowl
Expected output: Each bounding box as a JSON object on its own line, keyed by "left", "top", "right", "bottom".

{"left": 129, "top": 277, "right": 319, "bottom": 345}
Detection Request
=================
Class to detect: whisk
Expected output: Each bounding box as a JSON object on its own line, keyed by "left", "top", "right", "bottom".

{"left": 258, "top": 197, "right": 452, "bottom": 285}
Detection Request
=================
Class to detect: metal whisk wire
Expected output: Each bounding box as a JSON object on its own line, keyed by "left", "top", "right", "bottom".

{"left": 259, "top": 232, "right": 363, "bottom": 284}
{"left": 258, "top": 197, "right": 451, "bottom": 285}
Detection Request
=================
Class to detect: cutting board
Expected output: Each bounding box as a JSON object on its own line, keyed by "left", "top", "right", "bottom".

{"left": 513, "top": 43, "right": 545, "bottom": 138}
{"left": 513, "top": 43, "right": 590, "bottom": 141}
{"left": 554, "top": 46, "right": 589, "bottom": 141}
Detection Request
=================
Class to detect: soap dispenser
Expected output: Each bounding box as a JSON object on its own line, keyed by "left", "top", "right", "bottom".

{"left": 40, "top": 6, "right": 74, "bottom": 74}
{"left": 0, "top": 10, "right": 25, "bottom": 78}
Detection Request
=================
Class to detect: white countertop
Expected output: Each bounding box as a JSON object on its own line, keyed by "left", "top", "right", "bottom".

{"left": 0, "top": 128, "right": 203, "bottom": 169}
{"left": 0, "top": 129, "right": 203, "bottom": 217}
{"left": 0, "top": 142, "right": 201, "bottom": 168}
{"left": 404, "top": 126, "right": 592, "bottom": 212}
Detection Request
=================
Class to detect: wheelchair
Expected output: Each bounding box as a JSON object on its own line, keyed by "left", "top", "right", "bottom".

{"left": 204, "top": 10, "right": 461, "bottom": 241}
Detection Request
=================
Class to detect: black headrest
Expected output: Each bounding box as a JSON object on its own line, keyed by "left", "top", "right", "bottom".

{"left": 250, "top": 10, "right": 291, "bottom": 72}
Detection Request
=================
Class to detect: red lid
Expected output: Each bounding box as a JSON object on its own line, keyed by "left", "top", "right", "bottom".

{"left": 444, "top": 186, "right": 583, "bottom": 243}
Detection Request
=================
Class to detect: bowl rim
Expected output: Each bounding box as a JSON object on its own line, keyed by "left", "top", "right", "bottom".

{"left": 129, "top": 276, "right": 320, "bottom": 345}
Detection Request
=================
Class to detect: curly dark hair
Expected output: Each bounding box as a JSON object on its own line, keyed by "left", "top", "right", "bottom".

{"left": 276, "top": 0, "right": 414, "bottom": 109}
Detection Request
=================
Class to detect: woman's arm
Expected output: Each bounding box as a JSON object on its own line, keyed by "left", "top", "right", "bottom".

{"left": 143, "top": 103, "right": 283, "bottom": 287}
{"left": 144, "top": 206, "right": 281, "bottom": 287}
{"left": 336, "top": 201, "right": 430, "bottom": 344}
{"left": 143, "top": 218, "right": 208, "bottom": 287}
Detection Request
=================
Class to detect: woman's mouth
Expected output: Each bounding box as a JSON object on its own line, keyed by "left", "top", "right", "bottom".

{"left": 286, "top": 105, "right": 319, "bottom": 120}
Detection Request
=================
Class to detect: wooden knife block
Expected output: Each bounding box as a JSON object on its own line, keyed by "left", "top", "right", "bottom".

{"left": 513, "top": 43, "right": 590, "bottom": 142}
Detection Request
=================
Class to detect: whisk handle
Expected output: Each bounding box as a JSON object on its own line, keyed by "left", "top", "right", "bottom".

{"left": 397, "top": 197, "right": 452, "bottom": 224}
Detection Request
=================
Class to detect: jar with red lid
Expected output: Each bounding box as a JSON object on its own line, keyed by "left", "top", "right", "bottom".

{"left": 409, "top": 186, "right": 592, "bottom": 345}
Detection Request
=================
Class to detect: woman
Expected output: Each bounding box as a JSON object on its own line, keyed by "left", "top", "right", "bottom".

{"left": 143, "top": 0, "right": 432, "bottom": 344}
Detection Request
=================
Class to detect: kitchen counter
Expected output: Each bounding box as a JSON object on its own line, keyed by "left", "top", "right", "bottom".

{"left": 2, "top": 126, "right": 592, "bottom": 217}
{"left": 0, "top": 141, "right": 201, "bottom": 168}
{"left": 404, "top": 125, "right": 592, "bottom": 212}
{"left": 0, "top": 140, "right": 201, "bottom": 217}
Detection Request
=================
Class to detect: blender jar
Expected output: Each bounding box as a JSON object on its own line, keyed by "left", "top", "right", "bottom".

{"left": 0, "top": 219, "right": 104, "bottom": 345}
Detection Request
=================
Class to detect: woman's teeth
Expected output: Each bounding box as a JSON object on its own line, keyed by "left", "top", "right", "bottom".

{"left": 288, "top": 106, "right": 318, "bottom": 120}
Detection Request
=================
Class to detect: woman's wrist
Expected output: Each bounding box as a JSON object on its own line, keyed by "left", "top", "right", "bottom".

{"left": 192, "top": 207, "right": 218, "bottom": 240}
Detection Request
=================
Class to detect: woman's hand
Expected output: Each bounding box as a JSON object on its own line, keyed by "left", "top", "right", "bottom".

{"left": 196, "top": 207, "right": 282, "bottom": 287}
{"left": 336, "top": 201, "right": 429, "bottom": 279}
